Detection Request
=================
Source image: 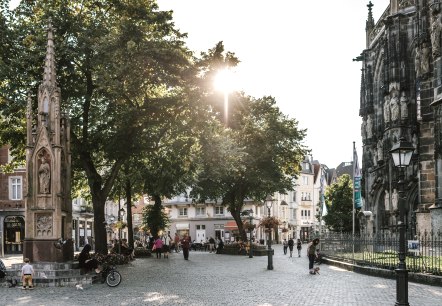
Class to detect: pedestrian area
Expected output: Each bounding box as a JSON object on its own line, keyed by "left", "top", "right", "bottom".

{"left": 1, "top": 247, "right": 442, "bottom": 306}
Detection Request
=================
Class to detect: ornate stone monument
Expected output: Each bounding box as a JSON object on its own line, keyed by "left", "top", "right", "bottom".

{"left": 23, "top": 22, "right": 73, "bottom": 262}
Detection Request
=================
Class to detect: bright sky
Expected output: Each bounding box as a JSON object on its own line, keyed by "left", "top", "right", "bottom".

{"left": 10, "top": 0, "right": 391, "bottom": 168}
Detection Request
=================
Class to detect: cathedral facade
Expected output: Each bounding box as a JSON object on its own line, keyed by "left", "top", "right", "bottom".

{"left": 359, "top": 0, "right": 442, "bottom": 236}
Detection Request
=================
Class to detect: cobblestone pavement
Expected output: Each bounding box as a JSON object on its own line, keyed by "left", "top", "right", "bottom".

{"left": 1, "top": 246, "right": 442, "bottom": 306}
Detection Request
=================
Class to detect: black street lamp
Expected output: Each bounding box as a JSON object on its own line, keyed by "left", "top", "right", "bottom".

{"left": 248, "top": 209, "right": 254, "bottom": 258}
{"left": 390, "top": 137, "right": 414, "bottom": 306}
{"left": 118, "top": 208, "right": 125, "bottom": 254}
{"left": 265, "top": 195, "right": 276, "bottom": 270}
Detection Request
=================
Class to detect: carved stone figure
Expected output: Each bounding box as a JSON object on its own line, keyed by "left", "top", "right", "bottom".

{"left": 391, "top": 189, "right": 398, "bottom": 211}
{"left": 38, "top": 155, "right": 51, "bottom": 194}
{"left": 431, "top": 13, "right": 442, "bottom": 58}
{"left": 383, "top": 95, "right": 390, "bottom": 123}
{"left": 412, "top": 133, "right": 418, "bottom": 153}
{"left": 377, "top": 139, "right": 383, "bottom": 161}
{"left": 366, "top": 115, "right": 373, "bottom": 139}
{"left": 361, "top": 121, "right": 366, "bottom": 139}
{"left": 390, "top": 90, "right": 400, "bottom": 121}
{"left": 414, "top": 46, "right": 421, "bottom": 78}
{"left": 400, "top": 91, "right": 408, "bottom": 119}
{"left": 421, "top": 42, "right": 430, "bottom": 75}
{"left": 384, "top": 190, "right": 390, "bottom": 207}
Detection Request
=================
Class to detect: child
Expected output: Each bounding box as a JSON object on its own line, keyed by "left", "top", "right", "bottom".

{"left": 21, "top": 258, "right": 34, "bottom": 289}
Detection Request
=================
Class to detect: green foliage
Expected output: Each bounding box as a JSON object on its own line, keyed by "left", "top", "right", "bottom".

{"left": 323, "top": 174, "right": 359, "bottom": 232}
{"left": 141, "top": 202, "right": 170, "bottom": 238}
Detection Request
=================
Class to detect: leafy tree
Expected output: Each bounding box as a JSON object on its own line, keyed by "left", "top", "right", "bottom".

{"left": 191, "top": 93, "right": 308, "bottom": 241}
{"left": 0, "top": 0, "right": 196, "bottom": 253}
{"left": 323, "top": 174, "right": 359, "bottom": 232}
{"left": 141, "top": 199, "right": 170, "bottom": 239}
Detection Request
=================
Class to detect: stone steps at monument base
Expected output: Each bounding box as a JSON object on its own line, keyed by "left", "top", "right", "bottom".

{"left": 2, "top": 261, "right": 97, "bottom": 287}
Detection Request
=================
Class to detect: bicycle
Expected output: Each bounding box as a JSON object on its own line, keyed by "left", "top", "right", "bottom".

{"left": 100, "top": 264, "right": 122, "bottom": 287}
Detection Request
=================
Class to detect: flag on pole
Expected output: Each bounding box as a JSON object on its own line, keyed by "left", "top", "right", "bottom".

{"left": 353, "top": 146, "right": 362, "bottom": 209}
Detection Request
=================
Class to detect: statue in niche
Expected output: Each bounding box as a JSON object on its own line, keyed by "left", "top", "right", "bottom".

{"left": 390, "top": 90, "right": 400, "bottom": 121}
{"left": 431, "top": 13, "right": 442, "bottom": 58}
{"left": 383, "top": 95, "right": 390, "bottom": 123}
{"left": 38, "top": 154, "right": 51, "bottom": 194}
{"left": 377, "top": 139, "right": 383, "bottom": 161}
{"left": 400, "top": 91, "right": 408, "bottom": 119}
{"left": 421, "top": 42, "right": 430, "bottom": 75}
{"left": 366, "top": 115, "right": 373, "bottom": 139}
{"left": 361, "top": 120, "right": 366, "bottom": 139}
{"left": 384, "top": 190, "right": 390, "bottom": 208}
{"left": 391, "top": 189, "right": 398, "bottom": 211}
{"left": 414, "top": 46, "right": 421, "bottom": 78}
{"left": 412, "top": 133, "right": 418, "bottom": 153}
{"left": 373, "top": 147, "right": 378, "bottom": 165}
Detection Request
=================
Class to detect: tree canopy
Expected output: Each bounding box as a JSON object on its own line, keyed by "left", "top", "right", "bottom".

{"left": 323, "top": 174, "right": 359, "bottom": 233}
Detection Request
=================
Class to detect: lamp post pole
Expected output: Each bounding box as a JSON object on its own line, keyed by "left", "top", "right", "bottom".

{"left": 396, "top": 167, "right": 409, "bottom": 306}
{"left": 265, "top": 195, "right": 275, "bottom": 270}
{"left": 390, "top": 137, "right": 414, "bottom": 306}
{"left": 249, "top": 209, "right": 253, "bottom": 258}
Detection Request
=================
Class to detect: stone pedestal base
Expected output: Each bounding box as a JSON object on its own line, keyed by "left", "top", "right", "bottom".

{"left": 23, "top": 239, "right": 73, "bottom": 262}
{"left": 430, "top": 206, "right": 442, "bottom": 233}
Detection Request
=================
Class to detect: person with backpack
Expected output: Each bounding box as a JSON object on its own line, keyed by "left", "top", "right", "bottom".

{"left": 297, "top": 239, "right": 302, "bottom": 257}
{"left": 287, "top": 237, "right": 294, "bottom": 257}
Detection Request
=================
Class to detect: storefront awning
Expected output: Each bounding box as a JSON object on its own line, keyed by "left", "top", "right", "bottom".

{"left": 224, "top": 221, "right": 238, "bottom": 231}
{"left": 176, "top": 223, "right": 189, "bottom": 230}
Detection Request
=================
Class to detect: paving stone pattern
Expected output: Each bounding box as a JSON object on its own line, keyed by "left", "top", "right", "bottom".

{"left": 1, "top": 246, "right": 442, "bottom": 306}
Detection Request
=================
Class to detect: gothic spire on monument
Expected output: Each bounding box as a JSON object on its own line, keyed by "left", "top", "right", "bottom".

{"left": 23, "top": 20, "right": 73, "bottom": 263}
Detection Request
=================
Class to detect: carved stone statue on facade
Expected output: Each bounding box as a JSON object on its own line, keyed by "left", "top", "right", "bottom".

{"left": 366, "top": 115, "right": 373, "bottom": 139}
{"left": 431, "top": 13, "right": 442, "bottom": 58}
{"left": 383, "top": 95, "right": 390, "bottom": 123}
{"left": 412, "top": 133, "right": 418, "bottom": 153}
{"left": 391, "top": 188, "right": 398, "bottom": 211}
{"left": 384, "top": 190, "right": 390, "bottom": 208}
{"left": 361, "top": 120, "right": 366, "bottom": 139}
{"left": 421, "top": 42, "right": 430, "bottom": 75}
{"left": 373, "top": 146, "right": 378, "bottom": 165}
{"left": 38, "top": 154, "right": 51, "bottom": 194}
{"left": 414, "top": 46, "right": 421, "bottom": 78}
{"left": 390, "top": 90, "right": 400, "bottom": 121}
{"left": 400, "top": 91, "right": 408, "bottom": 119}
{"left": 377, "top": 139, "right": 383, "bottom": 161}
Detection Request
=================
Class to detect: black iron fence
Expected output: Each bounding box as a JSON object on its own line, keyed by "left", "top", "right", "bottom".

{"left": 320, "top": 231, "right": 442, "bottom": 276}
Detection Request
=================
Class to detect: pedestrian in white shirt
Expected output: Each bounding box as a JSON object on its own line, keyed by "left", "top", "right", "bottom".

{"left": 21, "top": 258, "right": 34, "bottom": 289}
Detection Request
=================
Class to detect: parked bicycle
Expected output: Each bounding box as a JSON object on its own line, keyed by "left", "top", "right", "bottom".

{"left": 100, "top": 264, "right": 122, "bottom": 287}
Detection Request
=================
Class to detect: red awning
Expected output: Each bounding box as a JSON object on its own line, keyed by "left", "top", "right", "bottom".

{"left": 224, "top": 221, "right": 238, "bottom": 231}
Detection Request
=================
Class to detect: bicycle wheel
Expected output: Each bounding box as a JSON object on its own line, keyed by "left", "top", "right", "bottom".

{"left": 106, "top": 270, "right": 122, "bottom": 287}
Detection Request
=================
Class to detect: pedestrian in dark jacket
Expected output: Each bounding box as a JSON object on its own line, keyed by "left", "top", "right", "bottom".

{"left": 297, "top": 239, "right": 302, "bottom": 257}
{"left": 181, "top": 234, "right": 191, "bottom": 260}
{"left": 288, "top": 237, "right": 294, "bottom": 257}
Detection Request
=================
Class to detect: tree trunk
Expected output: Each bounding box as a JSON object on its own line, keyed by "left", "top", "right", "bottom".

{"left": 151, "top": 195, "right": 162, "bottom": 238}
{"left": 91, "top": 188, "right": 107, "bottom": 254}
{"left": 125, "top": 179, "right": 134, "bottom": 249}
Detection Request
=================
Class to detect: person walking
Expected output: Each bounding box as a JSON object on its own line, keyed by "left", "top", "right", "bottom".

{"left": 154, "top": 237, "right": 164, "bottom": 259}
{"left": 307, "top": 238, "right": 320, "bottom": 274}
{"left": 174, "top": 233, "right": 181, "bottom": 253}
{"left": 297, "top": 239, "right": 302, "bottom": 257}
{"left": 181, "top": 234, "right": 191, "bottom": 260}
{"left": 21, "top": 258, "right": 34, "bottom": 290}
{"left": 208, "top": 237, "right": 216, "bottom": 253}
{"left": 282, "top": 239, "right": 288, "bottom": 255}
{"left": 287, "top": 237, "right": 294, "bottom": 257}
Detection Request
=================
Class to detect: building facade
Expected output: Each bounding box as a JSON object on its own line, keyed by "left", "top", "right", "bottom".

{"left": 358, "top": 0, "right": 442, "bottom": 236}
